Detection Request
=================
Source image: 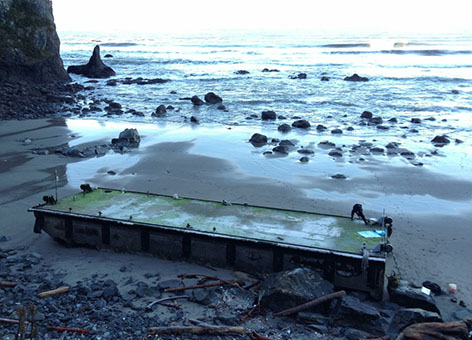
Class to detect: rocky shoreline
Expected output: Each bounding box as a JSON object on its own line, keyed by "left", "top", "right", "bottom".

{"left": 1, "top": 237, "right": 471, "bottom": 340}
{"left": 0, "top": 81, "right": 84, "bottom": 120}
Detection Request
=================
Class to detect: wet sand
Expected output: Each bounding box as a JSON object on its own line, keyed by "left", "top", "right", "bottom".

{"left": 1, "top": 118, "right": 471, "bottom": 310}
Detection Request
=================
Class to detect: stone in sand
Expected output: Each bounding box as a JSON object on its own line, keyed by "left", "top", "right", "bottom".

{"left": 67, "top": 45, "right": 116, "bottom": 78}
{"left": 344, "top": 73, "right": 369, "bottom": 82}
{"left": 249, "top": 133, "right": 267, "bottom": 146}
{"left": 112, "top": 128, "right": 140, "bottom": 148}
{"left": 191, "top": 95, "right": 204, "bottom": 106}
{"left": 204, "top": 92, "right": 223, "bottom": 104}
{"left": 292, "top": 119, "right": 311, "bottom": 129}
{"left": 261, "top": 110, "right": 277, "bottom": 120}
{"left": 272, "top": 145, "right": 289, "bottom": 154}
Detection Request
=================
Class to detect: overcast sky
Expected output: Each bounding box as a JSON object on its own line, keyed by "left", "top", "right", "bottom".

{"left": 52, "top": 0, "right": 471, "bottom": 34}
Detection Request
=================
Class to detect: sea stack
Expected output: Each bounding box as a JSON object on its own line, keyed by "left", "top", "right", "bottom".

{"left": 67, "top": 45, "right": 116, "bottom": 78}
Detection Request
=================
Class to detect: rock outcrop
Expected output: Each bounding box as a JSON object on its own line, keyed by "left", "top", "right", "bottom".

{"left": 0, "top": 0, "right": 70, "bottom": 83}
{"left": 67, "top": 45, "right": 115, "bottom": 78}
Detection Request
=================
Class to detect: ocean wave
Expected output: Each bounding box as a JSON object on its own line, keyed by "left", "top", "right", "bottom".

{"left": 100, "top": 42, "right": 139, "bottom": 47}
{"left": 320, "top": 43, "right": 370, "bottom": 48}
{"left": 327, "top": 49, "right": 472, "bottom": 56}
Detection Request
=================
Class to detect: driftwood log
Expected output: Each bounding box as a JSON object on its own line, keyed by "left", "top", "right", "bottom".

{"left": 395, "top": 320, "right": 472, "bottom": 340}
{"left": 0, "top": 281, "right": 18, "bottom": 287}
{"left": 274, "top": 290, "right": 347, "bottom": 317}
{"left": 37, "top": 286, "right": 70, "bottom": 298}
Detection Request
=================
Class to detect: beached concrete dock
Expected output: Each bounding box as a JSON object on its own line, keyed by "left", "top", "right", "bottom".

{"left": 30, "top": 188, "right": 391, "bottom": 298}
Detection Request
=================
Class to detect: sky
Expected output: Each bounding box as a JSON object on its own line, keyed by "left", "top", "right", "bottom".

{"left": 52, "top": 0, "right": 472, "bottom": 34}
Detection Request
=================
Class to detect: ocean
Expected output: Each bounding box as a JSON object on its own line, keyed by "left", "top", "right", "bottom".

{"left": 58, "top": 30, "right": 472, "bottom": 214}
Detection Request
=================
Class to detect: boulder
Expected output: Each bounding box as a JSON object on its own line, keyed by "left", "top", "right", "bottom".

{"left": 272, "top": 145, "right": 290, "bottom": 154}
{"left": 204, "top": 92, "right": 223, "bottom": 104}
{"left": 67, "top": 45, "right": 115, "bottom": 78}
{"left": 387, "top": 308, "right": 442, "bottom": 335}
{"left": 316, "top": 124, "right": 327, "bottom": 131}
{"left": 191, "top": 95, "right": 204, "bottom": 106}
{"left": 331, "top": 128, "right": 343, "bottom": 134}
{"left": 361, "top": 111, "right": 373, "bottom": 119}
{"left": 329, "top": 150, "right": 343, "bottom": 157}
{"left": 292, "top": 119, "right": 311, "bottom": 129}
{"left": 277, "top": 123, "right": 291, "bottom": 133}
{"left": 249, "top": 133, "right": 267, "bottom": 146}
{"left": 369, "top": 117, "right": 383, "bottom": 125}
{"left": 431, "top": 135, "right": 450, "bottom": 146}
{"left": 261, "top": 110, "right": 277, "bottom": 120}
{"left": 111, "top": 128, "right": 140, "bottom": 148}
{"left": 330, "top": 296, "right": 383, "bottom": 334}
{"left": 152, "top": 105, "right": 167, "bottom": 117}
{"left": 279, "top": 139, "right": 295, "bottom": 146}
{"left": 388, "top": 281, "right": 440, "bottom": 313}
{"left": 258, "top": 268, "right": 334, "bottom": 313}
{"left": 344, "top": 73, "right": 369, "bottom": 81}
{"left": 290, "top": 73, "right": 307, "bottom": 79}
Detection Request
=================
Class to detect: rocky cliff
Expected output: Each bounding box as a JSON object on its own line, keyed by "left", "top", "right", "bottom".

{"left": 0, "top": 0, "right": 70, "bottom": 83}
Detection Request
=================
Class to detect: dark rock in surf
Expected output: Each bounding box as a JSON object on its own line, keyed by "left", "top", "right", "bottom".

{"left": 292, "top": 119, "right": 311, "bottom": 129}
{"left": 369, "top": 117, "right": 383, "bottom": 125}
{"left": 272, "top": 145, "right": 290, "bottom": 154}
{"left": 344, "top": 73, "right": 369, "bottom": 82}
{"left": 249, "top": 133, "right": 267, "bottom": 146}
{"left": 321, "top": 76, "right": 330, "bottom": 81}
{"left": 104, "top": 54, "right": 113, "bottom": 58}
{"left": 278, "top": 123, "right": 291, "bottom": 133}
{"left": 361, "top": 111, "right": 373, "bottom": 119}
{"left": 331, "top": 174, "right": 346, "bottom": 179}
{"left": 298, "top": 149, "right": 314, "bottom": 155}
{"left": 316, "top": 124, "right": 327, "bottom": 131}
{"left": 389, "top": 117, "right": 398, "bottom": 123}
{"left": 411, "top": 118, "right": 421, "bottom": 124}
{"left": 191, "top": 95, "right": 204, "bottom": 106}
{"left": 300, "top": 157, "right": 309, "bottom": 162}
{"left": 261, "top": 110, "right": 277, "bottom": 120}
{"left": 235, "top": 70, "right": 250, "bottom": 75}
{"left": 279, "top": 140, "right": 295, "bottom": 147}
{"left": 262, "top": 68, "right": 279, "bottom": 72}
{"left": 190, "top": 116, "right": 199, "bottom": 124}
{"left": 152, "top": 105, "right": 167, "bottom": 117}
{"left": 328, "top": 150, "right": 343, "bottom": 157}
{"left": 431, "top": 135, "right": 450, "bottom": 146}
{"left": 217, "top": 104, "right": 226, "bottom": 110}
{"left": 290, "top": 73, "right": 307, "bottom": 79}
{"left": 67, "top": 45, "right": 116, "bottom": 78}
{"left": 204, "top": 92, "right": 223, "bottom": 104}
{"left": 331, "top": 128, "right": 343, "bottom": 134}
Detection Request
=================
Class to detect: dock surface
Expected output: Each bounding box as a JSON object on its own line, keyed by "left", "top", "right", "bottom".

{"left": 44, "top": 188, "right": 383, "bottom": 255}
